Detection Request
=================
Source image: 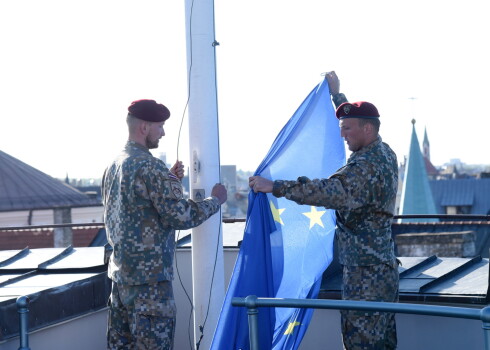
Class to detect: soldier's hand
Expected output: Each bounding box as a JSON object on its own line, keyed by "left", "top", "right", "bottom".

{"left": 170, "top": 160, "right": 184, "bottom": 180}
{"left": 211, "top": 183, "right": 227, "bottom": 204}
{"left": 325, "top": 71, "right": 340, "bottom": 95}
{"left": 249, "top": 176, "right": 273, "bottom": 193}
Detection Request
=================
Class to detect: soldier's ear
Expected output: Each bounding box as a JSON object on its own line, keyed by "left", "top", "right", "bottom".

{"left": 140, "top": 121, "right": 149, "bottom": 135}
{"left": 364, "top": 122, "right": 374, "bottom": 135}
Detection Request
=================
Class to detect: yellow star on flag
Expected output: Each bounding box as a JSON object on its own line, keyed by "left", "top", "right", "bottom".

{"left": 270, "top": 200, "right": 285, "bottom": 225}
{"left": 284, "top": 321, "right": 301, "bottom": 335}
{"left": 303, "top": 206, "right": 326, "bottom": 229}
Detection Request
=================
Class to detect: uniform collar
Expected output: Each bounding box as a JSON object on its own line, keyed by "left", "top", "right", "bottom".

{"left": 125, "top": 140, "right": 152, "bottom": 154}
{"left": 351, "top": 135, "right": 382, "bottom": 158}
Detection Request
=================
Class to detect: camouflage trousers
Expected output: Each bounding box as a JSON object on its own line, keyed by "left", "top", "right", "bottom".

{"left": 107, "top": 280, "right": 176, "bottom": 350}
{"left": 341, "top": 263, "right": 399, "bottom": 350}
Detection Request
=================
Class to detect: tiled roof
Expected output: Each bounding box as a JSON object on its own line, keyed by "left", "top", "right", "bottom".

{"left": 0, "top": 150, "right": 99, "bottom": 212}
{"left": 0, "top": 226, "right": 103, "bottom": 250}
{"left": 424, "top": 157, "right": 439, "bottom": 176}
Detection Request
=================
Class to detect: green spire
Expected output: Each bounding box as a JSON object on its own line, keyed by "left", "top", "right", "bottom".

{"left": 399, "top": 119, "right": 438, "bottom": 222}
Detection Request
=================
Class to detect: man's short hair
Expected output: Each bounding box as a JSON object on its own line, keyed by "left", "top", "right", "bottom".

{"left": 126, "top": 113, "right": 143, "bottom": 132}
{"left": 358, "top": 117, "right": 380, "bottom": 133}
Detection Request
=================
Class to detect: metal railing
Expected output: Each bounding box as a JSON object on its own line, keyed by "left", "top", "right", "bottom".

{"left": 0, "top": 214, "right": 488, "bottom": 231}
{"left": 17, "top": 296, "right": 31, "bottom": 350}
{"left": 226, "top": 214, "right": 490, "bottom": 222}
{"left": 232, "top": 295, "right": 490, "bottom": 350}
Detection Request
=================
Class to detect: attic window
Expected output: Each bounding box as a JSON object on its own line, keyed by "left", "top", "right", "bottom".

{"left": 445, "top": 205, "right": 471, "bottom": 215}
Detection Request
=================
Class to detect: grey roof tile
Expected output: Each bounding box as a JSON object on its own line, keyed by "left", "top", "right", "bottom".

{"left": 0, "top": 150, "right": 99, "bottom": 212}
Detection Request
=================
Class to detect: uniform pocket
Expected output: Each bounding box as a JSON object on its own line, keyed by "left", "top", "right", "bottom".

{"left": 134, "top": 297, "right": 176, "bottom": 318}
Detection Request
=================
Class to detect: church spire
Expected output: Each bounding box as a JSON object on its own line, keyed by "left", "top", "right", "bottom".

{"left": 399, "top": 119, "right": 438, "bottom": 222}
{"left": 423, "top": 127, "right": 430, "bottom": 161}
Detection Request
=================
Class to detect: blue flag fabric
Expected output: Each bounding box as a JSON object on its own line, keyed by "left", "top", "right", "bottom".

{"left": 211, "top": 78, "right": 346, "bottom": 349}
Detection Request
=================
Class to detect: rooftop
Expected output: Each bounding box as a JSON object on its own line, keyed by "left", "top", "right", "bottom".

{"left": 0, "top": 150, "right": 100, "bottom": 212}
{"left": 2, "top": 219, "right": 490, "bottom": 343}
{"left": 0, "top": 246, "right": 110, "bottom": 342}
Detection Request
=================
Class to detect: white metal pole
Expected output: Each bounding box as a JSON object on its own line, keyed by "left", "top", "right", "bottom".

{"left": 184, "top": 0, "right": 225, "bottom": 349}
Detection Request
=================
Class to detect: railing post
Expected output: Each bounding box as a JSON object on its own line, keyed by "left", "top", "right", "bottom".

{"left": 481, "top": 306, "right": 490, "bottom": 350}
{"left": 245, "top": 295, "right": 260, "bottom": 350}
{"left": 16, "top": 295, "right": 31, "bottom": 350}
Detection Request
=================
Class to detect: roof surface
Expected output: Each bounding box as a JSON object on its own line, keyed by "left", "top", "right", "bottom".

{"left": 424, "top": 157, "right": 439, "bottom": 176}
{"left": 430, "top": 178, "right": 490, "bottom": 215}
{"left": 0, "top": 150, "right": 99, "bottom": 212}
{"left": 321, "top": 253, "right": 489, "bottom": 305}
{"left": 0, "top": 246, "right": 109, "bottom": 341}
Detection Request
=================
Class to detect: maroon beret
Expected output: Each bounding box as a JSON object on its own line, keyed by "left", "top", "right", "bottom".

{"left": 128, "top": 99, "right": 170, "bottom": 122}
{"left": 336, "top": 101, "right": 380, "bottom": 120}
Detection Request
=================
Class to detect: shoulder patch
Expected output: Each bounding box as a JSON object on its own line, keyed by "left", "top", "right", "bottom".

{"left": 169, "top": 180, "right": 183, "bottom": 200}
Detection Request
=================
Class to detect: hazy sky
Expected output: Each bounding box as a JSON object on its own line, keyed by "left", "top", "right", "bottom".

{"left": 1, "top": 0, "right": 488, "bottom": 179}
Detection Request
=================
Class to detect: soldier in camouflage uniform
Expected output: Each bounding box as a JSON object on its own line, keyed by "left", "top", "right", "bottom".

{"left": 102, "top": 99, "right": 227, "bottom": 350}
{"left": 249, "top": 72, "right": 399, "bottom": 349}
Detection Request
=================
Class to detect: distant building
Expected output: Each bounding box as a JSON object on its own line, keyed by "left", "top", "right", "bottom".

{"left": 221, "top": 165, "right": 237, "bottom": 193}
{"left": 180, "top": 165, "right": 249, "bottom": 218}
{"left": 156, "top": 152, "right": 167, "bottom": 166}
{"left": 422, "top": 127, "right": 439, "bottom": 179}
{"left": 430, "top": 178, "right": 490, "bottom": 216}
{"left": 220, "top": 165, "right": 249, "bottom": 218}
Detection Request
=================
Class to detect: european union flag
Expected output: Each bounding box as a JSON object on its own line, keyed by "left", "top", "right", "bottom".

{"left": 211, "top": 78, "right": 345, "bottom": 349}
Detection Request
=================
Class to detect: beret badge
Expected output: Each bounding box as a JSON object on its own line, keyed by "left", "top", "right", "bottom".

{"left": 343, "top": 105, "right": 351, "bottom": 115}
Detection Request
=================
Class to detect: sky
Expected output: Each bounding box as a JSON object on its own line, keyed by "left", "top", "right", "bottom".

{"left": 1, "top": 0, "right": 489, "bottom": 180}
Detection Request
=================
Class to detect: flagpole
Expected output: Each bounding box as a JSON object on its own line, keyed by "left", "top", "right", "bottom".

{"left": 184, "top": 0, "right": 225, "bottom": 349}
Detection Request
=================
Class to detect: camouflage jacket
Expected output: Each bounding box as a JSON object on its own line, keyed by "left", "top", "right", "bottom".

{"left": 272, "top": 136, "right": 398, "bottom": 266}
{"left": 102, "top": 141, "right": 220, "bottom": 285}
